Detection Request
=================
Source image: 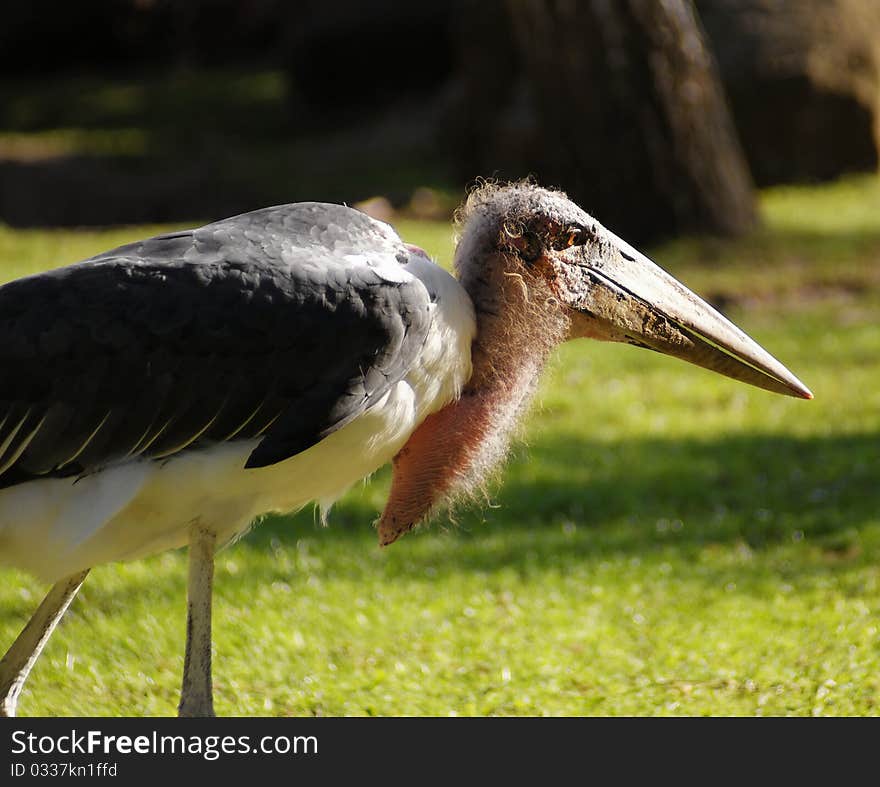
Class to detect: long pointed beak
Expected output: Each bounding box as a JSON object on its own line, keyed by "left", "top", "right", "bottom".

{"left": 567, "top": 230, "right": 813, "bottom": 399}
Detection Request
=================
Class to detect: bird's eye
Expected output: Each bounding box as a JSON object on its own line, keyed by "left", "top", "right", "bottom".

{"left": 560, "top": 226, "right": 588, "bottom": 249}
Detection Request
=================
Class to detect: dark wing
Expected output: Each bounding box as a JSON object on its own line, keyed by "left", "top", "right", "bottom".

{"left": 0, "top": 202, "right": 433, "bottom": 489}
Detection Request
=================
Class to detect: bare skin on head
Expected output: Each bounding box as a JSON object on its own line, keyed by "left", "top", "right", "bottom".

{"left": 379, "top": 184, "right": 584, "bottom": 545}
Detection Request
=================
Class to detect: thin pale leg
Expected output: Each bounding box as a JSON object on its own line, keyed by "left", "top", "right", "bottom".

{"left": 0, "top": 569, "right": 90, "bottom": 717}
{"left": 178, "top": 524, "right": 216, "bottom": 717}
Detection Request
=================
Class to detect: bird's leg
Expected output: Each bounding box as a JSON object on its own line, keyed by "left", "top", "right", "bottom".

{"left": 0, "top": 569, "right": 90, "bottom": 717}
{"left": 178, "top": 524, "right": 216, "bottom": 717}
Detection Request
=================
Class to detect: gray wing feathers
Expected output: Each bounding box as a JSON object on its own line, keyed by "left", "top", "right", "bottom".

{"left": 0, "top": 203, "right": 432, "bottom": 488}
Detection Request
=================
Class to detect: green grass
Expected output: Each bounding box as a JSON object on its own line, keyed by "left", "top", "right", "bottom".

{"left": 0, "top": 175, "right": 878, "bottom": 716}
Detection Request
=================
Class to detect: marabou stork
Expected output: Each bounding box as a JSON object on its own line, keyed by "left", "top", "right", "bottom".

{"left": 0, "top": 182, "right": 811, "bottom": 717}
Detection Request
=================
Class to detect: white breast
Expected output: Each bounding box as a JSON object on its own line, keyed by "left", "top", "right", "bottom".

{"left": 0, "top": 253, "right": 476, "bottom": 583}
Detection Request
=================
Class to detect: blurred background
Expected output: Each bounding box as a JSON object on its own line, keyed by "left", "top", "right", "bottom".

{"left": 1, "top": 0, "right": 878, "bottom": 238}
{"left": 1, "top": 0, "right": 879, "bottom": 716}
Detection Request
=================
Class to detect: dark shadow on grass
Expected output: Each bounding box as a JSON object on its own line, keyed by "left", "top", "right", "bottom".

{"left": 2, "top": 431, "right": 874, "bottom": 630}
{"left": 4, "top": 429, "right": 873, "bottom": 616}
{"left": 239, "top": 431, "right": 879, "bottom": 574}
{"left": 186, "top": 432, "right": 877, "bottom": 614}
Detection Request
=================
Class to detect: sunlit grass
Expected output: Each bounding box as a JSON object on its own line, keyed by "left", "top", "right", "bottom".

{"left": 0, "top": 175, "right": 878, "bottom": 716}
{"left": 0, "top": 129, "right": 149, "bottom": 162}
{"left": 761, "top": 174, "right": 880, "bottom": 236}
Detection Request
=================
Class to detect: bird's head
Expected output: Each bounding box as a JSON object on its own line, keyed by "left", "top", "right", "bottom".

{"left": 454, "top": 181, "right": 812, "bottom": 399}
{"left": 377, "top": 182, "right": 811, "bottom": 546}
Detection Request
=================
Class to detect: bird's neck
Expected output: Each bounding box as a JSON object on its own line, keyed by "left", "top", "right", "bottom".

{"left": 377, "top": 256, "right": 566, "bottom": 545}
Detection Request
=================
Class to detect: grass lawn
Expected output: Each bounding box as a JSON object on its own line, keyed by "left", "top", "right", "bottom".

{"left": 0, "top": 175, "right": 878, "bottom": 717}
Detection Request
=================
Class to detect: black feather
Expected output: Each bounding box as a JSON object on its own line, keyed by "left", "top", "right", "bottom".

{"left": 0, "top": 203, "right": 432, "bottom": 488}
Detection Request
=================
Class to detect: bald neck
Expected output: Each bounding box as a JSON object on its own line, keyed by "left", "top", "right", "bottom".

{"left": 377, "top": 252, "right": 567, "bottom": 546}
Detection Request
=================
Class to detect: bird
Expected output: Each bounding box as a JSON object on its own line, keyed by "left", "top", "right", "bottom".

{"left": 0, "top": 182, "right": 812, "bottom": 717}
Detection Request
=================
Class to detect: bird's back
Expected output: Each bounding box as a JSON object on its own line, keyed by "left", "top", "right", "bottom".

{"left": 0, "top": 203, "right": 475, "bottom": 581}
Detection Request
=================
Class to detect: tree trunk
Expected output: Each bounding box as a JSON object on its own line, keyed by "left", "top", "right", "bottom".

{"left": 697, "top": 0, "right": 880, "bottom": 185}
{"left": 507, "top": 0, "right": 757, "bottom": 243}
